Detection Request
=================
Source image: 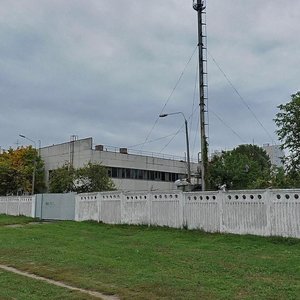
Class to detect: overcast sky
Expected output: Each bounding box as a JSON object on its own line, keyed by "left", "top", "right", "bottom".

{"left": 1, "top": 0, "right": 299, "bottom": 160}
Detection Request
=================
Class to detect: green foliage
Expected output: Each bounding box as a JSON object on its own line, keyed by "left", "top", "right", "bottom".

{"left": 49, "top": 162, "right": 115, "bottom": 193}
{"left": 268, "top": 166, "right": 298, "bottom": 189}
{"left": 208, "top": 144, "right": 272, "bottom": 190}
{"left": 75, "top": 162, "right": 115, "bottom": 193}
{"left": 0, "top": 147, "right": 45, "bottom": 195}
{"left": 48, "top": 165, "right": 75, "bottom": 193}
{"left": 274, "top": 92, "right": 300, "bottom": 184}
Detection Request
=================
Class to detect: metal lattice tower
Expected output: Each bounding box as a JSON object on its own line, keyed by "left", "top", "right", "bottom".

{"left": 193, "top": 0, "right": 209, "bottom": 190}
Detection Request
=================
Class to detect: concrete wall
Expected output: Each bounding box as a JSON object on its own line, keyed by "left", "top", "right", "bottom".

{"left": 1, "top": 189, "right": 299, "bottom": 239}
{"left": 75, "top": 189, "right": 300, "bottom": 238}
{"left": 0, "top": 196, "right": 35, "bottom": 217}
{"left": 0, "top": 194, "right": 75, "bottom": 220}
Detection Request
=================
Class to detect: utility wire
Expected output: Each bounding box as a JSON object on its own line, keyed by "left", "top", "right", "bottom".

{"left": 140, "top": 45, "right": 198, "bottom": 151}
{"left": 159, "top": 124, "right": 184, "bottom": 153}
{"left": 127, "top": 132, "right": 182, "bottom": 149}
{"left": 189, "top": 63, "right": 199, "bottom": 139}
{"left": 210, "top": 109, "right": 247, "bottom": 143}
{"left": 208, "top": 51, "right": 276, "bottom": 144}
{"left": 159, "top": 106, "right": 247, "bottom": 156}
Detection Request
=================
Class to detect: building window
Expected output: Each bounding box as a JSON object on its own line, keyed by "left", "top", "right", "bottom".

{"left": 107, "top": 167, "right": 184, "bottom": 183}
{"left": 112, "top": 167, "right": 118, "bottom": 178}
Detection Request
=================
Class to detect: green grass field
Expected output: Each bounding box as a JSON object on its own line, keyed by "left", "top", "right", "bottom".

{"left": 0, "top": 214, "right": 299, "bottom": 299}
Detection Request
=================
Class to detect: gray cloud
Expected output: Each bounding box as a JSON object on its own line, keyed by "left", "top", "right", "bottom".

{"left": 0, "top": 0, "right": 299, "bottom": 159}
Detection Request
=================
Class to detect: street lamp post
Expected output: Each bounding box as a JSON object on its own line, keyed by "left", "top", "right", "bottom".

{"left": 159, "top": 112, "right": 191, "bottom": 183}
{"left": 19, "top": 134, "right": 37, "bottom": 195}
{"left": 19, "top": 134, "right": 36, "bottom": 149}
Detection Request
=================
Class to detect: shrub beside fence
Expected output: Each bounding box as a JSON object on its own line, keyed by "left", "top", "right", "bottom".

{"left": 75, "top": 189, "right": 300, "bottom": 238}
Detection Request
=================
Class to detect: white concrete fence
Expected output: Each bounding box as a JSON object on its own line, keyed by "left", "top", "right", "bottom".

{"left": 1, "top": 190, "right": 299, "bottom": 239}
{"left": 75, "top": 189, "right": 300, "bottom": 238}
{"left": 0, "top": 196, "right": 35, "bottom": 218}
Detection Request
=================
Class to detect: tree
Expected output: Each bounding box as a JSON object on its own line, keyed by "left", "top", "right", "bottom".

{"left": 48, "top": 164, "right": 75, "bottom": 193}
{"left": 0, "top": 147, "right": 45, "bottom": 195}
{"left": 269, "top": 166, "right": 295, "bottom": 189}
{"left": 49, "top": 162, "right": 115, "bottom": 193}
{"left": 208, "top": 144, "right": 272, "bottom": 190}
{"left": 75, "top": 162, "right": 115, "bottom": 193}
{"left": 274, "top": 92, "right": 300, "bottom": 186}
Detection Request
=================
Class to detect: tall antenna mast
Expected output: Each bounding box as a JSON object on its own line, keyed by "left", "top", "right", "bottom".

{"left": 193, "top": 0, "right": 208, "bottom": 191}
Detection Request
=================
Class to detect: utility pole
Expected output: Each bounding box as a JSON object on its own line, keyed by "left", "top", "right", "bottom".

{"left": 193, "top": 0, "right": 208, "bottom": 191}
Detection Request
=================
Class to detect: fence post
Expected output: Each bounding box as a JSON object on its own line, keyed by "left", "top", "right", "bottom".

{"left": 97, "top": 192, "right": 102, "bottom": 223}
{"left": 264, "top": 189, "right": 272, "bottom": 236}
{"left": 218, "top": 191, "right": 225, "bottom": 233}
{"left": 99, "top": 192, "right": 104, "bottom": 222}
{"left": 6, "top": 197, "right": 8, "bottom": 215}
{"left": 18, "top": 196, "right": 20, "bottom": 216}
{"left": 31, "top": 195, "right": 36, "bottom": 218}
{"left": 120, "top": 192, "right": 125, "bottom": 224}
{"left": 147, "top": 192, "right": 152, "bottom": 227}
{"left": 180, "top": 192, "right": 185, "bottom": 229}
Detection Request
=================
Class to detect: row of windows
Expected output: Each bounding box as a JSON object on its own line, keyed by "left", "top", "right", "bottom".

{"left": 106, "top": 167, "right": 185, "bottom": 182}
{"left": 48, "top": 167, "right": 185, "bottom": 183}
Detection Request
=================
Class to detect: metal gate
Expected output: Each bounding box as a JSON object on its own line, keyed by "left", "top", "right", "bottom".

{"left": 35, "top": 193, "right": 76, "bottom": 220}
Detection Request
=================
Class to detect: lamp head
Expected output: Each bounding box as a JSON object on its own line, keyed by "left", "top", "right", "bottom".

{"left": 159, "top": 114, "right": 168, "bottom": 118}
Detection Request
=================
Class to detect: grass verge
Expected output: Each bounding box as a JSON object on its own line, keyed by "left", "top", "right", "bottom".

{"left": 0, "top": 215, "right": 299, "bottom": 299}
{"left": 0, "top": 268, "right": 99, "bottom": 300}
{"left": 0, "top": 214, "right": 38, "bottom": 226}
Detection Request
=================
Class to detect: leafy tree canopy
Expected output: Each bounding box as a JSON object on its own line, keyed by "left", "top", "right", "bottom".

{"left": 49, "top": 162, "right": 115, "bottom": 193}
{"left": 0, "top": 147, "right": 45, "bottom": 195}
{"left": 208, "top": 144, "right": 272, "bottom": 190}
{"left": 48, "top": 165, "right": 75, "bottom": 193}
{"left": 274, "top": 91, "right": 300, "bottom": 185}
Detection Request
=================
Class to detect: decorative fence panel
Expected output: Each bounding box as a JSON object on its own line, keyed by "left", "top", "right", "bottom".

{"left": 7, "top": 198, "right": 19, "bottom": 216}
{"left": 99, "top": 193, "right": 122, "bottom": 224}
{"left": 268, "top": 189, "right": 300, "bottom": 238}
{"left": 221, "top": 191, "right": 269, "bottom": 236}
{"left": 184, "top": 192, "right": 220, "bottom": 231}
{"left": 76, "top": 193, "right": 99, "bottom": 221}
{"left": 75, "top": 189, "right": 300, "bottom": 238}
{"left": 150, "top": 192, "right": 183, "bottom": 228}
{"left": 19, "top": 196, "right": 33, "bottom": 217}
{"left": 0, "top": 196, "right": 35, "bottom": 217}
{"left": 0, "top": 198, "right": 7, "bottom": 214}
{"left": 123, "top": 192, "right": 149, "bottom": 225}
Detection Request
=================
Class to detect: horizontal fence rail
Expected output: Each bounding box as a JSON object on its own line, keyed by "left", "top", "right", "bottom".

{"left": 75, "top": 189, "right": 300, "bottom": 238}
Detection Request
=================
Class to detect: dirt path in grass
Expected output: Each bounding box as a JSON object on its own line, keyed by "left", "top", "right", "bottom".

{"left": 0, "top": 265, "right": 119, "bottom": 300}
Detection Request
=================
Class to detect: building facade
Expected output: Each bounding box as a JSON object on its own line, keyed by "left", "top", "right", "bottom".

{"left": 262, "top": 144, "right": 284, "bottom": 168}
{"left": 40, "top": 137, "right": 199, "bottom": 192}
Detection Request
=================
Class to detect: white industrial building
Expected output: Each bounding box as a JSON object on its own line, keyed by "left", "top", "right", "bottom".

{"left": 40, "top": 137, "right": 199, "bottom": 192}
{"left": 262, "top": 144, "right": 284, "bottom": 167}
